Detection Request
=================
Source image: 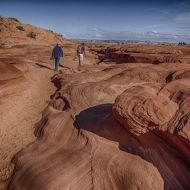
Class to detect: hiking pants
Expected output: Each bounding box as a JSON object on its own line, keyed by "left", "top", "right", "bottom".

{"left": 54, "top": 57, "right": 60, "bottom": 70}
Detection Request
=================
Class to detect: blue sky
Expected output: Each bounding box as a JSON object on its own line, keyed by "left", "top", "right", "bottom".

{"left": 1, "top": 0, "right": 190, "bottom": 43}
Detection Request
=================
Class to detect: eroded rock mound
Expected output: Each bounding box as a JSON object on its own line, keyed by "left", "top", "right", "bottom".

{"left": 0, "top": 62, "right": 29, "bottom": 97}
{"left": 112, "top": 84, "right": 178, "bottom": 135}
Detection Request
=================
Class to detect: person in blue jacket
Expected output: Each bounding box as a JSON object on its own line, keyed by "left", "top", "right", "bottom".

{"left": 51, "top": 43, "right": 63, "bottom": 71}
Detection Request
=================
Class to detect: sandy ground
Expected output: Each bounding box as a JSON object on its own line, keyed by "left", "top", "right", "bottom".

{"left": 0, "top": 64, "right": 57, "bottom": 189}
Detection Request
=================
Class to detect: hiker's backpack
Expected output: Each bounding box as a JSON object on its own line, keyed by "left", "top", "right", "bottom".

{"left": 77, "top": 45, "right": 82, "bottom": 53}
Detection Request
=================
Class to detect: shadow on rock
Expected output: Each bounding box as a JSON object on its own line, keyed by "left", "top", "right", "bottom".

{"left": 74, "top": 104, "right": 190, "bottom": 190}
{"left": 35, "top": 63, "right": 53, "bottom": 70}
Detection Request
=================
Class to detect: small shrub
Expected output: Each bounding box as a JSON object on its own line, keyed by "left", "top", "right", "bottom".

{"left": 27, "top": 31, "right": 36, "bottom": 39}
{"left": 9, "top": 17, "right": 19, "bottom": 22}
{"left": 16, "top": 26, "right": 24, "bottom": 31}
{"left": 87, "top": 45, "right": 93, "bottom": 49}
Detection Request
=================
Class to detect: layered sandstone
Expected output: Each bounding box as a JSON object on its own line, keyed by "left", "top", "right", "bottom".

{"left": 8, "top": 51, "right": 190, "bottom": 190}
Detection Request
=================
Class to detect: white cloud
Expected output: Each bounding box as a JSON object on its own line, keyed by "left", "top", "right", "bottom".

{"left": 145, "top": 24, "right": 164, "bottom": 28}
{"left": 179, "top": 1, "right": 190, "bottom": 8}
{"left": 95, "top": 34, "right": 102, "bottom": 37}
{"left": 87, "top": 28, "right": 104, "bottom": 32}
{"left": 83, "top": 29, "right": 190, "bottom": 43}
{"left": 174, "top": 12, "right": 190, "bottom": 22}
{"left": 88, "top": 28, "right": 98, "bottom": 31}
{"left": 161, "top": 10, "right": 169, "bottom": 14}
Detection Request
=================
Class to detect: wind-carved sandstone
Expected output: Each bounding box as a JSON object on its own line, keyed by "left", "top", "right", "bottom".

{"left": 112, "top": 84, "right": 179, "bottom": 135}
{"left": 8, "top": 60, "right": 190, "bottom": 190}
{"left": 0, "top": 40, "right": 189, "bottom": 190}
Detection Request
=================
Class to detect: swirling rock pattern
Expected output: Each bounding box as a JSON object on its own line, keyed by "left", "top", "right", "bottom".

{"left": 112, "top": 84, "right": 179, "bottom": 135}
{"left": 8, "top": 107, "right": 163, "bottom": 190}
{"left": 3, "top": 43, "right": 190, "bottom": 190}
{"left": 0, "top": 61, "right": 29, "bottom": 97}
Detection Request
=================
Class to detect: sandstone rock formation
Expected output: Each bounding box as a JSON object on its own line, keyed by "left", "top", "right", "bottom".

{"left": 7, "top": 47, "right": 190, "bottom": 190}
{"left": 1, "top": 16, "right": 190, "bottom": 190}
{"left": 93, "top": 43, "right": 190, "bottom": 64}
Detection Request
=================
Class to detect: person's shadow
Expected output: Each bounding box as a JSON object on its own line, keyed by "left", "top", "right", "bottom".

{"left": 35, "top": 63, "right": 70, "bottom": 70}
{"left": 74, "top": 104, "right": 190, "bottom": 190}
{"left": 35, "top": 63, "right": 53, "bottom": 70}
{"left": 59, "top": 64, "right": 70, "bottom": 69}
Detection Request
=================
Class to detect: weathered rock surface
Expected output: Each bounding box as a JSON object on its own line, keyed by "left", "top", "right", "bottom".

{"left": 8, "top": 45, "right": 190, "bottom": 190}
{"left": 0, "top": 61, "right": 29, "bottom": 97}
{"left": 93, "top": 43, "right": 190, "bottom": 64}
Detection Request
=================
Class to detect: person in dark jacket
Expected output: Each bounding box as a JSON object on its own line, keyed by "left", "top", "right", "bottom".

{"left": 51, "top": 43, "right": 63, "bottom": 71}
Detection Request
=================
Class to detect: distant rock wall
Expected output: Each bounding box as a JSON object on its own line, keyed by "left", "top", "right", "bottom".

{"left": 91, "top": 44, "right": 190, "bottom": 64}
